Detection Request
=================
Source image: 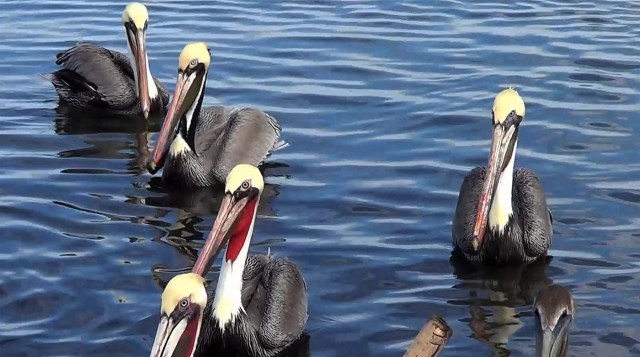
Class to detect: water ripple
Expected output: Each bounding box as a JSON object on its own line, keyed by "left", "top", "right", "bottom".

{"left": 0, "top": 0, "right": 638, "bottom": 356}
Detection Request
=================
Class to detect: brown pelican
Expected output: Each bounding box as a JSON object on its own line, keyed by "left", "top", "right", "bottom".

{"left": 45, "top": 3, "right": 168, "bottom": 118}
{"left": 452, "top": 88, "right": 552, "bottom": 264}
{"left": 534, "top": 284, "right": 574, "bottom": 357}
{"left": 150, "top": 164, "right": 307, "bottom": 357}
{"left": 146, "top": 42, "right": 286, "bottom": 187}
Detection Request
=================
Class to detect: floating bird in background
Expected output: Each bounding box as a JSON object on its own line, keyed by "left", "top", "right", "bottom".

{"left": 44, "top": 2, "right": 168, "bottom": 117}
{"left": 452, "top": 88, "right": 552, "bottom": 264}
{"left": 150, "top": 165, "right": 307, "bottom": 357}
{"left": 146, "top": 42, "right": 286, "bottom": 187}
{"left": 534, "top": 284, "right": 574, "bottom": 357}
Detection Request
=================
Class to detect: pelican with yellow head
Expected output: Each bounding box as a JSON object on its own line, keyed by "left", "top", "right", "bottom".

{"left": 147, "top": 43, "right": 287, "bottom": 188}
{"left": 150, "top": 165, "right": 307, "bottom": 357}
{"left": 45, "top": 2, "right": 168, "bottom": 117}
{"left": 452, "top": 88, "right": 553, "bottom": 264}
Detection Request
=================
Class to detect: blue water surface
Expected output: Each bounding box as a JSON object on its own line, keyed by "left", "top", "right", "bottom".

{"left": 0, "top": 0, "right": 639, "bottom": 356}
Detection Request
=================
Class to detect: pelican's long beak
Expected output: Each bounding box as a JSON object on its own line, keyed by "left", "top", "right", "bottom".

{"left": 150, "top": 308, "right": 202, "bottom": 357}
{"left": 535, "top": 316, "right": 571, "bottom": 357}
{"left": 147, "top": 70, "right": 202, "bottom": 174}
{"left": 149, "top": 314, "right": 174, "bottom": 357}
{"left": 126, "top": 26, "right": 151, "bottom": 118}
{"left": 192, "top": 191, "right": 257, "bottom": 276}
{"left": 471, "top": 122, "right": 518, "bottom": 249}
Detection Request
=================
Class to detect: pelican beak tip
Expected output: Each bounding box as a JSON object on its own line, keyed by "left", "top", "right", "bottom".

{"left": 472, "top": 238, "right": 479, "bottom": 251}
{"left": 143, "top": 109, "right": 150, "bottom": 119}
{"left": 147, "top": 161, "right": 157, "bottom": 174}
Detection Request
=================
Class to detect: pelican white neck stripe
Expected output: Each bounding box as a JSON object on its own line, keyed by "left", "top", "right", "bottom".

{"left": 212, "top": 202, "right": 258, "bottom": 331}
{"left": 489, "top": 140, "right": 517, "bottom": 232}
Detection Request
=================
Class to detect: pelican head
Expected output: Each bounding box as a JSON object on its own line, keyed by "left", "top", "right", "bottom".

{"left": 148, "top": 42, "right": 211, "bottom": 174}
{"left": 472, "top": 88, "right": 525, "bottom": 250}
{"left": 122, "top": 2, "right": 158, "bottom": 118}
{"left": 150, "top": 273, "right": 208, "bottom": 357}
{"left": 192, "top": 164, "right": 263, "bottom": 277}
{"left": 534, "top": 284, "right": 574, "bottom": 357}
{"left": 192, "top": 164, "right": 263, "bottom": 330}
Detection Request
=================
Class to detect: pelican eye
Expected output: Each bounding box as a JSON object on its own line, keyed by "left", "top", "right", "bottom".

{"left": 189, "top": 59, "right": 198, "bottom": 67}
{"left": 500, "top": 109, "right": 520, "bottom": 127}
{"left": 179, "top": 298, "right": 189, "bottom": 308}
{"left": 241, "top": 181, "right": 251, "bottom": 190}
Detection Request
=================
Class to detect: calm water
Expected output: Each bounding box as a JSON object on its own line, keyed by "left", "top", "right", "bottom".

{"left": 0, "top": 0, "right": 639, "bottom": 356}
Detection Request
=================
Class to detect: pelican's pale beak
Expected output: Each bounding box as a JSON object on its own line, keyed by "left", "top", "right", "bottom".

{"left": 535, "top": 313, "right": 571, "bottom": 357}
{"left": 471, "top": 121, "right": 518, "bottom": 249}
{"left": 147, "top": 68, "right": 204, "bottom": 174}
{"left": 150, "top": 306, "right": 202, "bottom": 357}
{"left": 125, "top": 25, "right": 151, "bottom": 118}
{"left": 192, "top": 188, "right": 259, "bottom": 276}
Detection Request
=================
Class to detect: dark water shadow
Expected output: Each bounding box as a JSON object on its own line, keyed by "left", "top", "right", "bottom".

{"left": 449, "top": 255, "right": 555, "bottom": 355}
{"left": 134, "top": 163, "right": 288, "bottom": 217}
{"left": 141, "top": 165, "right": 286, "bottom": 278}
{"left": 53, "top": 104, "right": 164, "bottom": 175}
{"left": 53, "top": 104, "right": 163, "bottom": 135}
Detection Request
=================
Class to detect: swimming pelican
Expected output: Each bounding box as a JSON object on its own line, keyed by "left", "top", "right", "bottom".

{"left": 534, "top": 284, "right": 574, "bottom": 357}
{"left": 452, "top": 88, "right": 552, "bottom": 264}
{"left": 146, "top": 42, "right": 286, "bottom": 187}
{"left": 45, "top": 3, "right": 168, "bottom": 118}
{"left": 150, "top": 164, "right": 307, "bottom": 357}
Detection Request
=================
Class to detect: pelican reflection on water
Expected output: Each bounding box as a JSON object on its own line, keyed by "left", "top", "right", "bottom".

{"left": 147, "top": 42, "right": 287, "bottom": 188}
{"left": 451, "top": 255, "right": 553, "bottom": 355}
{"left": 139, "top": 165, "right": 285, "bottom": 217}
{"left": 133, "top": 172, "right": 285, "bottom": 262}
{"left": 53, "top": 104, "right": 160, "bottom": 174}
{"left": 45, "top": 2, "right": 168, "bottom": 117}
{"left": 150, "top": 165, "right": 307, "bottom": 357}
{"left": 452, "top": 88, "right": 553, "bottom": 265}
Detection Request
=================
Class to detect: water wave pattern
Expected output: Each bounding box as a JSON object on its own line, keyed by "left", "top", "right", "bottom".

{"left": 0, "top": 0, "right": 639, "bottom": 356}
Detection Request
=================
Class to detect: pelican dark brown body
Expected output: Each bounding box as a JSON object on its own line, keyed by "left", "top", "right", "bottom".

{"left": 45, "top": 4, "right": 169, "bottom": 117}
{"left": 452, "top": 89, "right": 552, "bottom": 265}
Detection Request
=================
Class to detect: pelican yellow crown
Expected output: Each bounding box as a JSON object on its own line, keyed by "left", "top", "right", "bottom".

{"left": 226, "top": 164, "right": 264, "bottom": 193}
{"left": 493, "top": 88, "right": 525, "bottom": 124}
{"left": 122, "top": 2, "right": 148, "bottom": 30}
{"left": 161, "top": 273, "right": 207, "bottom": 315}
{"left": 179, "top": 42, "right": 211, "bottom": 71}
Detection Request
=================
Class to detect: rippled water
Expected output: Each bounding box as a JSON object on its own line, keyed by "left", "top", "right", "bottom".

{"left": 1, "top": 0, "right": 639, "bottom": 356}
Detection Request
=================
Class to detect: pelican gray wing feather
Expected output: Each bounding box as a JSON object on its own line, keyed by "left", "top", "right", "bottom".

{"left": 513, "top": 168, "right": 553, "bottom": 257}
{"left": 150, "top": 42, "right": 287, "bottom": 187}
{"left": 195, "top": 107, "right": 284, "bottom": 183}
{"left": 240, "top": 254, "right": 271, "bottom": 307}
{"left": 200, "top": 254, "right": 307, "bottom": 357}
{"left": 452, "top": 166, "right": 486, "bottom": 255}
{"left": 247, "top": 257, "right": 307, "bottom": 350}
{"left": 46, "top": 43, "right": 168, "bottom": 113}
{"left": 452, "top": 167, "right": 552, "bottom": 264}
